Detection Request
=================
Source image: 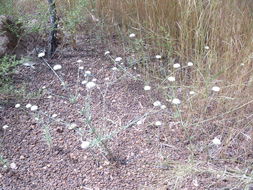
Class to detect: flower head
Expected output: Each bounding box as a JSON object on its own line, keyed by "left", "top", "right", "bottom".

{"left": 167, "top": 76, "right": 175, "bottom": 82}
{"left": 30, "top": 105, "right": 38, "bottom": 111}
{"left": 212, "top": 137, "right": 221, "bottom": 145}
{"left": 172, "top": 98, "right": 181, "bottom": 105}
{"left": 86, "top": 81, "right": 96, "bottom": 89}
{"left": 15, "top": 104, "right": 21, "bottom": 108}
{"left": 173, "top": 63, "right": 181, "bottom": 68}
{"left": 153, "top": 101, "right": 162, "bottom": 107}
{"left": 155, "top": 55, "right": 162, "bottom": 59}
{"left": 77, "top": 59, "right": 83, "bottom": 63}
{"left": 81, "top": 80, "right": 88, "bottom": 84}
{"left": 53, "top": 64, "right": 62, "bottom": 71}
{"left": 79, "top": 66, "right": 84, "bottom": 70}
{"left": 129, "top": 33, "right": 136, "bottom": 38}
{"left": 85, "top": 71, "right": 91, "bottom": 75}
{"left": 144, "top": 85, "right": 151, "bottom": 91}
{"left": 160, "top": 105, "right": 167, "bottom": 109}
{"left": 104, "top": 51, "right": 110, "bottom": 55}
{"left": 112, "top": 67, "right": 118, "bottom": 71}
{"left": 26, "top": 103, "right": 32, "bottom": 108}
{"left": 38, "top": 52, "right": 45, "bottom": 58}
{"left": 189, "top": 91, "right": 195, "bottom": 95}
{"left": 81, "top": 141, "right": 90, "bottom": 149}
{"left": 155, "top": 121, "right": 162, "bottom": 126}
{"left": 187, "top": 62, "right": 193, "bottom": 66}
{"left": 2, "top": 125, "right": 9, "bottom": 130}
{"left": 211, "top": 86, "right": 220, "bottom": 92}
{"left": 115, "top": 57, "right": 122, "bottom": 62}
{"left": 204, "top": 46, "right": 210, "bottom": 50}
{"left": 52, "top": 114, "right": 57, "bottom": 118}
{"left": 10, "top": 162, "right": 17, "bottom": 169}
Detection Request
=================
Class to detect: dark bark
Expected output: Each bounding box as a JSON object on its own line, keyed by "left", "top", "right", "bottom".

{"left": 47, "top": 0, "right": 57, "bottom": 58}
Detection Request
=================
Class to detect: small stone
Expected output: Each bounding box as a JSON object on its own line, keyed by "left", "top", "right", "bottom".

{"left": 20, "top": 155, "right": 25, "bottom": 160}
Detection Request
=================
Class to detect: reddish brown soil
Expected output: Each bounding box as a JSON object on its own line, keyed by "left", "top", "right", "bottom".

{"left": 0, "top": 34, "right": 252, "bottom": 190}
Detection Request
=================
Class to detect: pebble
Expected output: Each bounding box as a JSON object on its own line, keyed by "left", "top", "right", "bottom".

{"left": 20, "top": 155, "right": 25, "bottom": 160}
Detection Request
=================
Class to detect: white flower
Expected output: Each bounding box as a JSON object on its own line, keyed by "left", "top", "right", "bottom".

{"left": 79, "top": 66, "right": 84, "bottom": 70}
{"left": 10, "top": 163, "right": 17, "bottom": 169}
{"left": 192, "top": 179, "right": 199, "bottom": 187}
{"left": 155, "top": 121, "right": 162, "bottom": 126}
{"left": 153, "top": 101, "right": 161, "bottom": 107}
{"left": 81, "top": 80, "right": 88, "bottom": 84}
{"left": 77, "top": 59, "right": 83, "bottom": 63}
{"left": 104, "top": 77, "right": 110, "bottom": 81}
{"left": 204, "top": 46, "right": 210, "bottom": 50}
{"left": 212, "top": 137, "right": 221, "bottom": 145}
{"left": 30, "top": 105, "right": 38, "bottom": 111}
{"left": 26, "top": 103, "right": 32, "bottom": 108}
{"left": 144, "top": 85, "right": 151, "bottom": 91}
{"left": 173, "top": 63, "right": 181, "bottom": 68}
{"left": 115, "top": 57, "right": 122, "bottom": 62}
{"left": 155, "top": 55, "right": 162, "bottom": 59}
{"left": 187, "top": 62, "right": 193, "bottom": 66}
{"left": 189, "top": 91, "right": 195, "bottom": 95}
{"left": 47, "top": 95, "right": 52, "bottom": 99}
{"left": 2, "top": 125, "right": 9, "bottom": 130}
{"left": 167, "top": 76, "right": 175, "bottom": 82}
{"left": 53, "top": 64, "right": 62, "bottom": 71}
{"left": 92, "top": 78, "right": 97, "bottom": 82}
{"left": 15, "top": 104, "right": 21, "bottom": 108}
{"left": 104, "top": 51, "right": 110, "bottom": 55}
{"left": 211, "top": 86, "right": 220, "bottom": 92}
{"left": 129, "top": 33, "right": 136, "bottom": 38}
{"left": 160, "top": 105, "right": 167, "bottom": 109}
{"left": 137, "top": 120, "right": 143, "bottom": 125}
{"left": 86, "top": 81, "right": 96, "bottom": 89}
{"left": 81, "top": 141, "right": 90, "bottom": 149}
{"left": 85, "top": 71, "right": 91, "bottom": 75}
{"left": 38, "top": 52, "right": 45, "bottom": 58}
{"left": 172, "top": 98, "right": 181, "bottom": 105}
{"left": 112, "top": 67, "right": 118, "bottom": 71}
{"left": 42, "top": 86, "right": 46, "bottom": 89}
{"left": 52, "top": 114, "right": 57, "bottom": 118}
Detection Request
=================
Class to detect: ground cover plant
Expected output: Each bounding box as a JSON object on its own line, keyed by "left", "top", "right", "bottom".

{"left": 1, "top": 0, "right": 253, "bottom": 189}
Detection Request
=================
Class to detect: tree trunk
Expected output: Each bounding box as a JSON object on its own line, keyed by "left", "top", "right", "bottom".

{"left": 47, "top": 0, "right": 57, "bottom": 58}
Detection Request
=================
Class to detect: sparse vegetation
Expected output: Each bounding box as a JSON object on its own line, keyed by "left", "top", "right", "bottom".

{"left": 1, "top": 0, "right": 253, "bottom": 189}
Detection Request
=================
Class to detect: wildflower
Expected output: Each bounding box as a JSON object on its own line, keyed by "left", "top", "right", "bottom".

{"left": 129, "top": 33, "right": 136, "bottom": 38}
{"left": 155, "top": 55, "right": 162, "bottom": 59}
{"left": 173, "top": 63, "right": 181, "bottom": 68}
{"left": 137, "top": 120, "right": 143, "bottom": 125}
{"left": 187, "top": 62, "right": 193, "bottom": 66}
{"left": 86, "top": 81, "right": 96, "bottom": 89}
{"left": 15, "top": 104, "right": 21, "bottom": 108}
{"left": 79, "top": 66, "right": 84, "bottom": 70}
{"left": 172, "top": 98, "right": 181, "bottom": 105}
{"left": 10, "top": 163, "right": 17, "bottom": 170}
{"left": 26, "top": 103, "right": 32, "bottom": 108}
{"left": 167, "top": 76, "right": 175, "bottom": 82}
{"left": 104, "top": 77, "right": 110, "bottom": 81}
{"left": 42, "top": 86, "right": 46, "bottom": 89}
{"left": 38, "top": 52, "right": 45, "bottom": 58}
{"left": 189, "top": 91, "right": 195, "bottom": 95}
{"left": 77, "top": 59, "right": 83, "bottom": 63}
{"left": 47, "top": 95, "right": 52, "bottom": 99}
{"left": 153, "top": 101, "right": 161, "bottom": 107}
{"left": 104, "top": 51, "right": 110, "bottom": 55}
{"left": 53, "top": 64, "right": 62, "bottom": 71}
{"left": 81, "top": 80, "right": 88, "bottom": 84}
{"left": 115, "top": 57, "right": 122, "bottom": 62}
{"left": 112, "top": 67, "right": 118, "bottom": 71}
{"left": 30, "top": 105, "right": 38, "bottom": 111}
{"left": 212, "top": 137, "right": 221, "bottom": 145}
{"left": 160, "top": 105, "right": 167, "bottom": 109}
{"left": 155, "top": 121, "right": 162, "bottom": 126}
{"left": 144, "top": 85, "right": 151, "bottom": 91}
{"left": 81, "top": 141, "right": 90, "bottom": 149}
{"left": 2, "top": 125, "right": 9, "bottom": 130}
{"left": 211, "top": 86, "right": 220, "bottom": 92}
{"left": 85, "top": 71, "right": 91, "bottom": 75}
{"left": 52, "top": 114, "right": 57, "bottom": 118}
{"left": 204, "top": 46, "right": 210, "bottom": 50}
{"left": 92, "top": 78, "right": 97, "bottom": 82}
